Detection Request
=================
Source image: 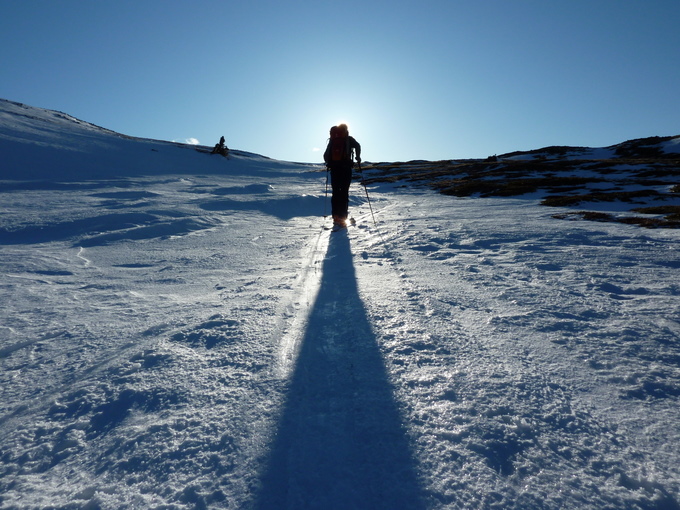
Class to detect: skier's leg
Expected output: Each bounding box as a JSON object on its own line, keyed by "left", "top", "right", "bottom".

{"left": 339, "top": 166, "right": 352, "bottom": 219}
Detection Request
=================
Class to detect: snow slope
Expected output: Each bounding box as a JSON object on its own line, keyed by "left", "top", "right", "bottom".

{"left": 1, "top": 99, "right": 680, "bottom": 509}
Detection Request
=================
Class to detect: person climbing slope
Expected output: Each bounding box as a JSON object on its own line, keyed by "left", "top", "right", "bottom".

{"left": 323, "top": 123, "right": 361, "bottom": 230}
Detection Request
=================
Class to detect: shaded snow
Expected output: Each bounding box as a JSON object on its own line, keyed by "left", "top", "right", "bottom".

{"left": 663, "top": 137, "right": 680, "bottom": 153}
{"left": 1, "top": 99, "right": 680, "bottom": 509}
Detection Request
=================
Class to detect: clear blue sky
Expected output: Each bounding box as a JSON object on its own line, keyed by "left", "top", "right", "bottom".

{"left": 2, "top": 1, "right": 679, "bottom": 163}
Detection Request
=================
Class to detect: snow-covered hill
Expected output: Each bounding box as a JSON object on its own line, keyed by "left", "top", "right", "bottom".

{"left": 1, "top": 99, "right": 680, "bottom": 509}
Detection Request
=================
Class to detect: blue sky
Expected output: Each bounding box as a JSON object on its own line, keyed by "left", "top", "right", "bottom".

{"left": 2, "top": 1, "right": 679, "bottom": 163}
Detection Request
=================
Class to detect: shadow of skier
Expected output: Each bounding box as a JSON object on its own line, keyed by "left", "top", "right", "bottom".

{"left": 254, "top": 231, "right": 427, "bottom": 509}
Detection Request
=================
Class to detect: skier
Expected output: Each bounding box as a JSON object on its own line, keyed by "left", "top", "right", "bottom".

{"left": 323, "top": 123, "right": 361, "bottom": 230}
{"left": 211, "top": 136, "right": 228, "bottom": 156}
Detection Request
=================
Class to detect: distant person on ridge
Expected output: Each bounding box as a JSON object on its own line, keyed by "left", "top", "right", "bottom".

{"left": 323, "top": 123, "right": 361, "bottom": 230}
{"left": 211, "top": 136, "right": 228, "bottom": 156}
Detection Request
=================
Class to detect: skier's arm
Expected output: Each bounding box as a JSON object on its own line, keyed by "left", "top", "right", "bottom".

{"left": 350, "top": 137, "right": 361, "bottom": 162}
{"left": 323, "top": 142, "right": 331, "bottom": 165}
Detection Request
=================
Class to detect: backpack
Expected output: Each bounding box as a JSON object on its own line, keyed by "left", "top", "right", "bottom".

{"left": 330, "top": 137, "right": 349, "bottom": 162}
{"left": 329, "top": 125, "right": 352, "bottom": 162}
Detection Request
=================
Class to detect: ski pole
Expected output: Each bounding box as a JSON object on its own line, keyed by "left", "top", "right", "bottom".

{"left": 323, "top": 167, "right": 329, "bottom": 218}
{"left": 359, "top": 162, "right": 387, "bottom": 245}
{"left": 358, "top": 162, "right": 376, "bottom": 225}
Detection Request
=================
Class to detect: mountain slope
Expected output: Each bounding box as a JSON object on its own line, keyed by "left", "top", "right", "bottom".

{"left": 1, "top": 100, "right": 679, "bottom": 509}
{"left": 0, "top": 98, "right": 304, "bottom": 180}
{"left": 363, "top": 134, "right": 680, "bottom": 228}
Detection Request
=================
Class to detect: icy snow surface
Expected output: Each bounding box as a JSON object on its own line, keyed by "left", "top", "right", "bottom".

{"left": 1, "top": 99, "right": 680, "bottom": 509}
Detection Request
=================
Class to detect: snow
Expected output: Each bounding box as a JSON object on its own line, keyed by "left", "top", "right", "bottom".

{"left": 1, "top": 98, "right": 680, "bottom": 509}
{"left": 663, "top": 137, "right": 680, "bottom": 154}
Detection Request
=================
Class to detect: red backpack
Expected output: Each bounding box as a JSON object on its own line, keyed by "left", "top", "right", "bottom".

{"left": 330, "top": 125, "right": 351, "bottom": 162}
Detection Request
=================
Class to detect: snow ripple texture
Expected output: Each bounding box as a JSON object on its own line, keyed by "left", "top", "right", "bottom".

{"left": 1, "top": 99, "right": 680, "bottom": 509}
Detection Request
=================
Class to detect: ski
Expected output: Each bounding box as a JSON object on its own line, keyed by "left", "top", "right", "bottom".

{"left": 324, "top": 217, "right": 356, "bottom": 232}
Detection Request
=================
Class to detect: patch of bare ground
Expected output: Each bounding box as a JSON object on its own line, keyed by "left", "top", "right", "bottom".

{"left": 361, "top": 135, "right": 680, "bottom": 228}
{"left": 552, "top": 210, "right": 680, "bottom": 229}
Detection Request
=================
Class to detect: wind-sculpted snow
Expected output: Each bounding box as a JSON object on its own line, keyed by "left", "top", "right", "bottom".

{"left": 1, "top": 99, "right": 680, "bottom": 508}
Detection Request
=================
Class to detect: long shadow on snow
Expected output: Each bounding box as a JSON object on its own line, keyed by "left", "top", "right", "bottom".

{"left": 254, "top": 232, "right": 426, "bottom": 509}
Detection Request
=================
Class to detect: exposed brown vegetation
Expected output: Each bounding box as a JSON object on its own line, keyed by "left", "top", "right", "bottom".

{"left": 360, "top": 135, "right": 680, "bottom": 228}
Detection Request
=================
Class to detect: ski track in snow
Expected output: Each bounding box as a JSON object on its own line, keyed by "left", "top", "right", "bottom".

{"left": 1, "top": 100, "right": 680, "bottom": 509}
{"left": 274, "top": 225, "right": 328, "bottom": 378}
